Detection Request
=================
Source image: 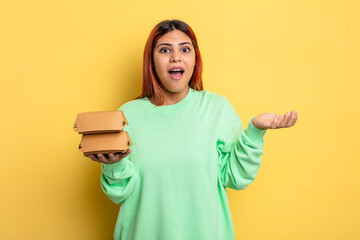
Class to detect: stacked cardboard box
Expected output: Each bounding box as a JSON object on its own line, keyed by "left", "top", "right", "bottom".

{"left": 74, "top": 111, "right": 133, "bottom": 155}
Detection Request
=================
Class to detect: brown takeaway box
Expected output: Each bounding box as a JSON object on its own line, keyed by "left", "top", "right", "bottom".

{"left": 78, "top": 131, "right": 133, "bottom": 154}
{"left": 73, "top": 110, "right": 128, "bottom": 134}
{"left": 73, "top": 110, "right": 133, "bottom": 154}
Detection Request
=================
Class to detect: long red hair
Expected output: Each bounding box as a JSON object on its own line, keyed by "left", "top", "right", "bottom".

{"left": 136, "top": 20, "right": 203, "bottom": 105}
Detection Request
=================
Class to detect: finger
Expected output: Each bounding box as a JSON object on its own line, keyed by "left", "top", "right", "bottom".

{"left": 273, "top": 115, "right": 285, "bottom": 129}
{"left": 294, "top": 111, "right": 298, "bottom": 124}
{"left": 287, "top": 111, "right": 297, "bottom": 127}
{"left": 108, "top": 153, "right": 116, "bottom": 161}
{"left": 97, "top": 153, "right": 108, "bottom": 163}
{"left": 88, "top": 155, "right": 99, "bottom": 162}
{"left": 272, "top": 116, "right": 278, "bottom": 129}
{"left": 286, "top": 111, "right": 294, "bottom": 127}
{"left": 121, "top": 149, "right": 131, "bottom": 158}
{"left": 112, "top": 151, "right": 127, "bottom": 161}
{"left": 288, "top": 111, "right": 298, "bottom": 126}
{"left": 287, "top": 111, "right": 293, "bottom": 126}
{"left": 280, "top": 112, "right": 291, "bottom": 128}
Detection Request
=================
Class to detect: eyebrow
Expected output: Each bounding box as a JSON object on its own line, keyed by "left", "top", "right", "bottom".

{"left": 156, "top": 42, "right": 193, "bottom": 48}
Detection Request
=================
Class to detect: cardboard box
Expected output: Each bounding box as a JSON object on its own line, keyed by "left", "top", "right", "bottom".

{"left": 73, "top": 110, "right": 128, "bottom": 134}
{"left": 78, "top": 131, "right": 133, "bottom": 154}
{"left": 74, "top": 110, "right": 133, "bottom": 155}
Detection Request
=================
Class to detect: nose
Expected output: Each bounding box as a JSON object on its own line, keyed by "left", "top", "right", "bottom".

{"left": 170, "top": 51, "right": 181, "bottom": 63}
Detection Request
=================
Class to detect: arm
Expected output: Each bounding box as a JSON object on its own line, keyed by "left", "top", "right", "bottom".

{"left": 217, "top": 102, "right": 267, "bottom": 190}
{"left": 100, "top": 155, "right": 139, "bottom": 204}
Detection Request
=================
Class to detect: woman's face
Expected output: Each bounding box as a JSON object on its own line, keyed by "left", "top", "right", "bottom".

{"left": 153, "top": 30, "right": 196, "bottom": 97}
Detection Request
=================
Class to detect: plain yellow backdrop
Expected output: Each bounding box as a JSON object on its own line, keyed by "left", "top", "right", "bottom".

{"left": 1, "top": 0, "right": 359, "bottom": 239}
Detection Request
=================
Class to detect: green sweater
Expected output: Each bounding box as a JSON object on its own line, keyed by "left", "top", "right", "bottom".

{"left": 101, "top": 87, "right": 267, "bottom": 240}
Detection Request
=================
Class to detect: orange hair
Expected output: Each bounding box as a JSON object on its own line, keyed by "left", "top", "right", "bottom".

{"left": 136, "top": 20, "right": 203, "bottom": 105}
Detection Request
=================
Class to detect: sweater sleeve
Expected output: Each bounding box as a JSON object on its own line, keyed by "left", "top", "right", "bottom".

{"left": 100, "top": 156, "right": 139, "bottom": 204}
{"left": 100, "top": 105, "right": 139, "bottom": 204}
{"left": 216, "top": 100, "right": 267, "bottom": 190}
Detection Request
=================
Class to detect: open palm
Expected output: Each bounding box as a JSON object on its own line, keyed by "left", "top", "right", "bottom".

{"left": 251, "top": 111, "right": 298, "bottom": 130}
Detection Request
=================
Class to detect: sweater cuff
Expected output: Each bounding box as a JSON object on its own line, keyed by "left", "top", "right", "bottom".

{"left": 102, "top": 159, "right": 127, "bottom": 177}
{"left": 244, "top": 116, "right": 267, "bottom": 147}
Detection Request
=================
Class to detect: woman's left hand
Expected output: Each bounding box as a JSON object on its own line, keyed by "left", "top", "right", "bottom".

{"left": 251, "top": 111, "right": 298, "bottom": 130}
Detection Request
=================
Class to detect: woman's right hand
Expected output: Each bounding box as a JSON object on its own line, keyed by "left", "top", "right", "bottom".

{"left": 84, "top": 149, "right": 131, "bottom": 164}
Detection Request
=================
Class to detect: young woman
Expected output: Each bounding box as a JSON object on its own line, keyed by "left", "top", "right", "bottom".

{"left": 85, "top": 20, "right": 298, "bottom": 240}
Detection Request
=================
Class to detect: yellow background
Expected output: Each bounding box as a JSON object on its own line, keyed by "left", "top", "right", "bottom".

{"left": 1, "top": 0, "right": 359, "bottom": 239}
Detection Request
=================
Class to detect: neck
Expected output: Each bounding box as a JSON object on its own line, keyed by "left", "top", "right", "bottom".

{"left": 150, "top": 86, "right": 190, "bottom": 106}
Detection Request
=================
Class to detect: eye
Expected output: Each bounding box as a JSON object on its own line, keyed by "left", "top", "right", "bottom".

{"left": 160, "top": 48, "right": 170, "bottom": 53}
{"left": 182, "top": 47, "right": 191, "bottom": 53}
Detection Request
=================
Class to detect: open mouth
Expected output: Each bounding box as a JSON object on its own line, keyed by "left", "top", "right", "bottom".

{"left": 168, "top": 69, "right": 184, "bottom": 79}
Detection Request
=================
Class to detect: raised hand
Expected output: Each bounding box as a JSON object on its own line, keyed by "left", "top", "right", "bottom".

{"left": 84, "top": 150, "right": 132, "bottom": 164}
{"left": 251, "top": 111, "right": 298, "bottom": 130}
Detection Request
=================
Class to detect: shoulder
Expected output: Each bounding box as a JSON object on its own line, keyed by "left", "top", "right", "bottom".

{"left": 117, "top": 99, "right": 141, "bottom": 110}
{"left": 116, "top": 98, "right": 147, "bottom": 126}
{"left": 196, "top": 90, "right": 239, "bottom": 126}
{"left": 198, "top": 90, "right": 242, "bottom": 138}
{"left": 199, "top": 89, "right": 234, "bottom": 110}
{"left": 201, "top": 89, "right": 240, "bottom": 121}
{"left": 116, "top": 98, "right": 145, "bottom": 116}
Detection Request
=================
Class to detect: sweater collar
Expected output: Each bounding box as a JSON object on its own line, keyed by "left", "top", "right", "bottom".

{"left": 140, "top": 87, "right": 196, "bottom": 115}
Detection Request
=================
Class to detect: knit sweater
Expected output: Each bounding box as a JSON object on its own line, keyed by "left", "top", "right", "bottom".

{"left": 100, "top": 87, "right": 267, "bottom": 240}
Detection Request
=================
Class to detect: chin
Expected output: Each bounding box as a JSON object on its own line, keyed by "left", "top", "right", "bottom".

{"left": 165, "top": 85, "right": 188, "bottom": 93}
{"left": 161, "top": 81, "right": 188, "bottom": 92}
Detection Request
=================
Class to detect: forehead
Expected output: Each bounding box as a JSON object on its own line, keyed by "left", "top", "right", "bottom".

{"left": 156, "top": 30, "right": 192, "bottom": 45}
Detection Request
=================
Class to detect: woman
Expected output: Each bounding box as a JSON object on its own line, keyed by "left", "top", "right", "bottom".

{"left": 85, "top": 20, "right": 298, "bottom": 240}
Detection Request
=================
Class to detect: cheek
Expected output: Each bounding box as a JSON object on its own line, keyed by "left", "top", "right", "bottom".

{"left": 187, "top": 55, "right": 196, "bottom": 69}
{"left": 154, "top": 58, "right": 167, "bottom": 75}
{"left": 186, "top": 58, "right": 196, "bottom": 75}
{"left": 153, "top": 61, "right": 160, "bottom": 74}
{"left": 156, "top": 65, "right": 167, "bottom": 79}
